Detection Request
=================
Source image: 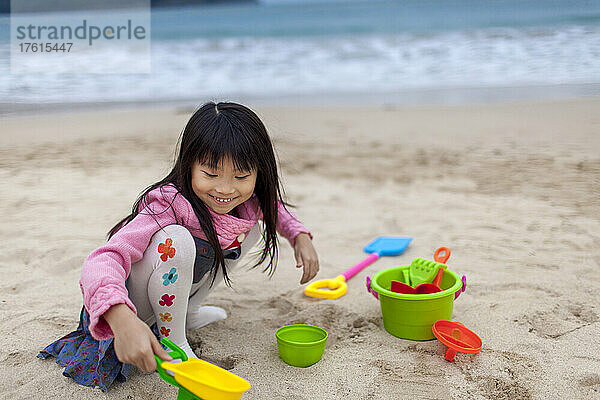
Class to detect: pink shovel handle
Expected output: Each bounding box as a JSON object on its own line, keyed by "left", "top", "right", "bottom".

{"left": 342, "top": 252, "right": 380, "bottom": 281}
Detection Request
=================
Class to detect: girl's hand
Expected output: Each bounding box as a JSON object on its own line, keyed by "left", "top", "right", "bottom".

{"left": 293, "top": 233, "right": 319, "bottom": 284}
{"left": 103, "top": 303, "right": 172, "bottom": 372}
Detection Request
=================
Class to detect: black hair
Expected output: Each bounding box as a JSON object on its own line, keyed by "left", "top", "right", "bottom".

{"left": 107, "top": 101, "right": 287, "bottom": 285}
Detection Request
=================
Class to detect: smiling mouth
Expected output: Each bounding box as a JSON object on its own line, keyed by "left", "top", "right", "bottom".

{"left": 208, "top": 194, "right": 237, "bottom": 204}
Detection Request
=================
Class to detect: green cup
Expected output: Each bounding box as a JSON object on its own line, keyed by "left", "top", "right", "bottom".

{"left": 276, "top": 324, "right": 328, "bottom": 367}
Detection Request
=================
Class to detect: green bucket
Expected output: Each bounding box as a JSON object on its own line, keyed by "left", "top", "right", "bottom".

{"left": 370, "top": 265, "right": 463, "bottom": 341}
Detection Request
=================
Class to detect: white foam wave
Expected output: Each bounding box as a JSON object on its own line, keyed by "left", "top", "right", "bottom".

{"left": 1, "top": 25, "right": 599, "bottom": 103}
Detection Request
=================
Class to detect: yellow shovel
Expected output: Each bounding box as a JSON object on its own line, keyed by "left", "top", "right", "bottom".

{"left": 155, "top": 338, "right": 251, "bottom": 400}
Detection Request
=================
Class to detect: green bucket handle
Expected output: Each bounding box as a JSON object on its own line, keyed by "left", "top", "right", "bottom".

{"left": 154, "top": 337, "right": 189, "bottom": 388}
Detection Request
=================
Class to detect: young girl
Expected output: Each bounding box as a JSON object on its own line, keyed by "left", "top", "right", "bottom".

{"left": 38, "top": 102, "right": 319, "bottom": 391}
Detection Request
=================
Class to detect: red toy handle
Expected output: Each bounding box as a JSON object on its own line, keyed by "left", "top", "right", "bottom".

{"left": 434, "top": 247, "right": 451, "bottom": 264}
{"left": 445, "top": 348, "right": 457, "bottom": 361}
{"left": 432, "top": 268, "right": 444, "bottom": 288}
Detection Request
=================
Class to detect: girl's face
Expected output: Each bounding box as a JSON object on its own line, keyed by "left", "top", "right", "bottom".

{"left": 191, "top": 158, "right": 257, "bottom": 214}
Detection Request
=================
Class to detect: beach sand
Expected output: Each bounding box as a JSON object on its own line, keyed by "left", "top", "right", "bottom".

{"left": 1, "top": 99, "right": 599, "bottom": 399}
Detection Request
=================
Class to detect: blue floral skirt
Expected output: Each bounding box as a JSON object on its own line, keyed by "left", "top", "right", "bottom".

{"left": 37, "top": 307, "right": 135, "bottom": 392}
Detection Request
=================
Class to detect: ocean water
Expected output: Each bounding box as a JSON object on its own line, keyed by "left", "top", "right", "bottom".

{"left": 1, "top": 0, "right": 600, "bottom": 106}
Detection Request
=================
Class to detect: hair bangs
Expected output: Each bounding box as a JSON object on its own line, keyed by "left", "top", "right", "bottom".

{"left": 195, "top": 118, "right": 258, "bottom": 173}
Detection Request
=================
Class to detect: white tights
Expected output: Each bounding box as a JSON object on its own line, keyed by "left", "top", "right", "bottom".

{"left": 126, "top": 224, "right": 259, "bottom": 359}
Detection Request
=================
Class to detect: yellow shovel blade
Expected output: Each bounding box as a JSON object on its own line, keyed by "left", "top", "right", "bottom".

{"left": 161, "top": 359, "right": 251, "bottom": 400}
{"left": 304, "top": 275, "right": 347, "bottom": 299}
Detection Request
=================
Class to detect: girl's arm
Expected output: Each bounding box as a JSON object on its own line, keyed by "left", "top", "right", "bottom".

{"left": 276, "top": 204, "right": 319, "bottom": 284}
{"left": 275, "top": 203, "right": 312, "bottom": 246}
{"left": 104, "top": 303, "right": 172, "bottom": 372}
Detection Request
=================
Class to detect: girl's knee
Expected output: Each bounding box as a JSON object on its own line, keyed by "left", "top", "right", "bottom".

{"left": 152, "top": 224, "right": 196, "bottom": 262}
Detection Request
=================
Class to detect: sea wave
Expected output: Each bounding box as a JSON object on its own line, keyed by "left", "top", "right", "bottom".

{"left": 1, "top": 25, "right": 599, "bottom": 103}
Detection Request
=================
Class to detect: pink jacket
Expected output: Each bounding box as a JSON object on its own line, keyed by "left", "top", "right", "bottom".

{"left": 80, "top": 184, "right": 310, "bottom": 340}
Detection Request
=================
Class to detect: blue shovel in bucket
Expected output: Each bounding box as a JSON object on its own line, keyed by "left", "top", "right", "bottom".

{"left": 305, "top": 236, "right": 412, "bottom": 299}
